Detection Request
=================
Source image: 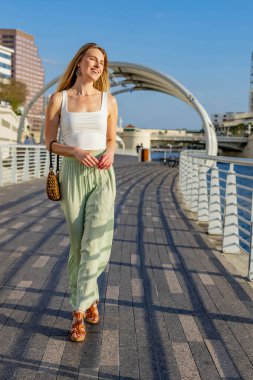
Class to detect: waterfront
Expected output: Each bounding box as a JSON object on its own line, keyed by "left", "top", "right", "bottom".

{"left": 152, "top": 150, "right": 253, "bottom": 254}
{"left": 151, "top": 150, "right": 181, "bottom": 162}
{"left": 1, "top": 154, "right": 253, "bottom": 379}
{"left": 217, "top": 162, "right": 253, "bottom": 254}
{"left": 178, "top": 151, "right": 253, "bottom": 257}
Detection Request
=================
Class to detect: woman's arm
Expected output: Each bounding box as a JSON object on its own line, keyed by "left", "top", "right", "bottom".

{"left": 44, "top": 92, "right": 99, "bottom": 166}
{"left": 106, "top": 93, "right": 118, "bottom": 154}
{"left": 98, "top": 93, "right": 118, "bottom": 169}
{"left": 45, "top": 92, "right": 72, "bottom": 155}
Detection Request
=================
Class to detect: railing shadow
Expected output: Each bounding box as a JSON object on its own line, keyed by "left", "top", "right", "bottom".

{"left": 2, "top": 158, "right": 253, "bottom": 378}
{"left": 158, "top": 170, "right": 253, "bottom": 377}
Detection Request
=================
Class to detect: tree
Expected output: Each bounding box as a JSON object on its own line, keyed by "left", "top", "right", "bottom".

{"left": 0, "top": 79, "right": 27, "bottom": 113}
{"left": 230, "top": 123, "right": 245, "bottom": 136}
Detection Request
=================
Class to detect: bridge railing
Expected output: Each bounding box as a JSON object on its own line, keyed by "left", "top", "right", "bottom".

{"left": 0, "top": 145, "right": 49, "bottom": 186}
{"left": 179, "top": 150, "right": 253, "bottom": 280}
{"left": 0, "top": 144, "right": 137, "bottom": 187}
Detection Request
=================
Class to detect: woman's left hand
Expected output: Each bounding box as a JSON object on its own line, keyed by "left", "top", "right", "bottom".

{"left": 97, "top": 150, "right": 114, "bottom": 169}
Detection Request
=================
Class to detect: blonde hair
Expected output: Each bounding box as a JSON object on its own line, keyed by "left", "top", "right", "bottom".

{"left": 56, "top": 42, "right": 110, "bottom": 92}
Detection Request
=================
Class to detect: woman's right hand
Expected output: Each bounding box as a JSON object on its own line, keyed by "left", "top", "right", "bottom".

{"left": 73, "top": 148, "right": 99, "bottom": 167}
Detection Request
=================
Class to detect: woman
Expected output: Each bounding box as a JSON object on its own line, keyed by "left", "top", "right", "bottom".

{"left": 45, "top": 42, "right": 118, "bottom": 342}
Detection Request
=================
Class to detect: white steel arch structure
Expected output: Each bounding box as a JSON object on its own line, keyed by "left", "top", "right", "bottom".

{"left": 18, "top": 62, "right": 218, "bottom": 155}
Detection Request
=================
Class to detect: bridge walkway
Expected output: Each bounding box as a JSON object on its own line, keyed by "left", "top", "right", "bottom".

{"left": 0, "top": 155, "right": 253, "bottom": 379}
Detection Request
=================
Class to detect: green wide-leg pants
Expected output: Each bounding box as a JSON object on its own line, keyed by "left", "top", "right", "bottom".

{"left": 59, "top": 150, "right": 116, "bottom": 312}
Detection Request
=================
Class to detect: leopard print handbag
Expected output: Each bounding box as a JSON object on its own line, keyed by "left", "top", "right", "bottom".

{"left": 46, "top": 140, "right": 61, "bottom": 201}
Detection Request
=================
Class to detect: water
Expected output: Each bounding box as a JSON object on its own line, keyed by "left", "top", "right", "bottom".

{"left": 214, "top": 163, "right": 253, "bottom": 254}
{"left": 151, "top": 150, "right": 181, "bottom": 162}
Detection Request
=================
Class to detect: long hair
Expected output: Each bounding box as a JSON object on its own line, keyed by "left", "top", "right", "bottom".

{"left": 56, "top": 42, "right": 110, "bottom": 92}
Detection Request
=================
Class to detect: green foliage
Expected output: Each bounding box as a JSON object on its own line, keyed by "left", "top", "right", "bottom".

{"left": 230, "top": 123, "right": 245, "bottom": 136}
{"left": 0, "top": 79, "right": 27, "bottom": 112}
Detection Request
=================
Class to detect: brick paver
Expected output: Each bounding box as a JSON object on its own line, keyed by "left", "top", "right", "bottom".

{"left": 0, "top": 155, "right": 253, "bottom": 379}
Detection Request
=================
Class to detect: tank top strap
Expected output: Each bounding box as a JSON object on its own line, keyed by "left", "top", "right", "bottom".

{"left": 102, "top": 91, "right": 108, "bottom": 114}
{"left": 61, "top": 90, "right": 67, "bottom": 112}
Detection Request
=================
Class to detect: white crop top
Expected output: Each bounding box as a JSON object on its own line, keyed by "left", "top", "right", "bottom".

{"left": 60, "top": 90, "right": 108, "bottom": 150}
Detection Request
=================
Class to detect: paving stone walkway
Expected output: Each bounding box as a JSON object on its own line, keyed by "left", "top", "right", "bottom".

{"left": 1, "top": 155, "right": 253, "bottom": 379}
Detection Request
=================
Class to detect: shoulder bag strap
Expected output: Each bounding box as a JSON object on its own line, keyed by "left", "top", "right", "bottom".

{"left": 49, "top": 140, "right": 59, "bottom": 172}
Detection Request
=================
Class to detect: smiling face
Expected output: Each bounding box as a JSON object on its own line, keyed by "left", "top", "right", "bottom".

{"left": 78, "top": 47, "right": 105, "bottom": 81}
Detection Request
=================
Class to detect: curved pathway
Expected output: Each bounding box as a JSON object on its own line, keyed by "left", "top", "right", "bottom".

{"left": 0, "top": 155, "right": 253, "bottom": 379}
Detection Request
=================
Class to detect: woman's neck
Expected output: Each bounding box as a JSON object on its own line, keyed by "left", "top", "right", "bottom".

{"left": 72, "top": 79, "right": 96, "bottom": 96}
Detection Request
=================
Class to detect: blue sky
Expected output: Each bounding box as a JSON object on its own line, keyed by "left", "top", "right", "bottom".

{"left": 1, "top": 0, "right": 253, "bottom": 130}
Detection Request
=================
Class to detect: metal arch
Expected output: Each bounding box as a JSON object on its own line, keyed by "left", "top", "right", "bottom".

{"left": 110, "top": 62, "right": 217, "bottom": 155}
{"left": 17, "top": 75, "right": 61, "bottom": 143}
{"left": 116, "top": 134, "right": 125, "bottom": 149}
{"left": 18, "top": 62, "right": 217, "bottom": 156}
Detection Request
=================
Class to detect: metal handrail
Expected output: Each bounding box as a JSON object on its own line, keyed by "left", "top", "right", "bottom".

{"left": 179, "top": 149, "right": 253, "bottom": 280}
{"left": 0, "top": 144, "right": 137, "bottom": 187}
{"left": 238, "top": 225, "right": 250, "bottom": 236}
{"left": 238, "top": 214, "right": 251, "bottom": 225}
{"left": 187, "top": 152, "right": 253, "bottom": 166}
{"left": 237, "top": 204, "right": 251, "bottom": 214}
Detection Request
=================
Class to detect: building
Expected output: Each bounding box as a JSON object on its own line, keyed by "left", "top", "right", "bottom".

{"left": 0, "top": 44, "right": 13, "bottom": 80}
{"left": 0, "top": 102, "right": 20, "bottom": 144}
{"left": 117, "top": 124, "right": 194, "bottom": 150}
{"left": 0, "top": 102, "right": 19, "bottom": 144}
{"left": 0, "top": 29, "right": 44, "bottom": 141}
{"left": 116, "top": 124, "right": 151, "bottom": 149}
{"left": 210, "top": 53, "right": 253, "bottom": 137}
{"left": 249, "top": 52, "right": 253, "bottom": 112}
{"left": 211, "top": 112, "right": 253, "bottom": 136}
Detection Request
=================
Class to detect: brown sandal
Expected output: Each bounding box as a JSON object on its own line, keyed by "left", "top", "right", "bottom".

{"left": 70, "top": 311, "right": 86, "bottom": 342}
{"left": 86, "top": 301, "right": 100, "bottom": 325}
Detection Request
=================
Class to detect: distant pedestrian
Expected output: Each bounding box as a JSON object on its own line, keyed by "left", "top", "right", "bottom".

{"left": 24, "top": 135, "right": 30, "bottom": 145}
{"left": 45, "top": 42, "right": 117, "bottom": 342}
{"left": 30, "top": 133, "right": 36, "bottom": 144}
{"left": 136, "top": 144, "right": 141, "bottom": 153}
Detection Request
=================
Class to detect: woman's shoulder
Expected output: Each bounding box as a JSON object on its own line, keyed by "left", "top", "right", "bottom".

{"left": 107, "top": 92, "right": 117, "bottom": 103}
{"left": 50, "top": 91, "right": 63, "bottom": 102}
{"left": 106, "top": 92, "right": 118, "bottom": 115}
{"left": 48, "top": 91, "right": 63, "bottom": 110}
{"left": 107, "top": 92, "right": 117, "bottom": 107}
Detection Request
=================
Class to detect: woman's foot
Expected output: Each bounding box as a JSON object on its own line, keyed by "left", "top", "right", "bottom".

{"left": 86, "top": 300, "right": 100, "bottom": 325}
{"left": 70, "top": 310, "right": 86, "bottom": 342}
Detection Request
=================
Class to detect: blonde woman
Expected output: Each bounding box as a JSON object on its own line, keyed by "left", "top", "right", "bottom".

{"left": 45, "top": 43, "right": 117, "bottom": 342}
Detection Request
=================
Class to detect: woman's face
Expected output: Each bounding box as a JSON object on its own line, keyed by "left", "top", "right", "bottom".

{"left": 78, "top": 48, "right": 105, "bottom": 81}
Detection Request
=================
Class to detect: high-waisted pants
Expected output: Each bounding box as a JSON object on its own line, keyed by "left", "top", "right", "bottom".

{"left": 59, "top": 149, "right": 116, "bottom": 312}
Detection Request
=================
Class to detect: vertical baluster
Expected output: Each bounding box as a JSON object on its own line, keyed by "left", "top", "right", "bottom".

{"left": 248, "top": 192, "right": 253, "bottom": 280}
{"left": 44, "top": 149, "right": 50, "bottom": 177}
{"left": 223, "top": 163, "right": 240, "bottom": 253}
{"left": 22, "top": 148, "right": 29, "bottom": 181}
{"left": 11, "top": 146, "right": 17, "bottom": 183}
{"left": 0, "top": 148, "right": 2, "bottom": 187}
{"left": 178, "top": 153, "right": 183, "bottom": 190}
{"left": 190, "top": 157, "right": 199, "bottom": 213}
{"left": 35, "top": 147, "right": 40, "bottom": 178}
{"left": 179, "top": 154, "right": 187, "bottom": 200}
{"left": 184, "top": 156, "right": 193, "bottom": 209}
{"left": 198, "top": 164, "right": 209, "bottom": 222}
{"left": 208, "top": 163, "right": 223, "bottom": 235}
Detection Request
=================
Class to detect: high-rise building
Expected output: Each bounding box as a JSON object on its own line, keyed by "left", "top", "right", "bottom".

{"left": 0, "top": 44, "right": 13, "bottom": 80}
{"left": 0, "top": 29, "right": 44, "bottom": 141}
{"left": 249, "top": 52, "right": 253, "bottom": 113}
